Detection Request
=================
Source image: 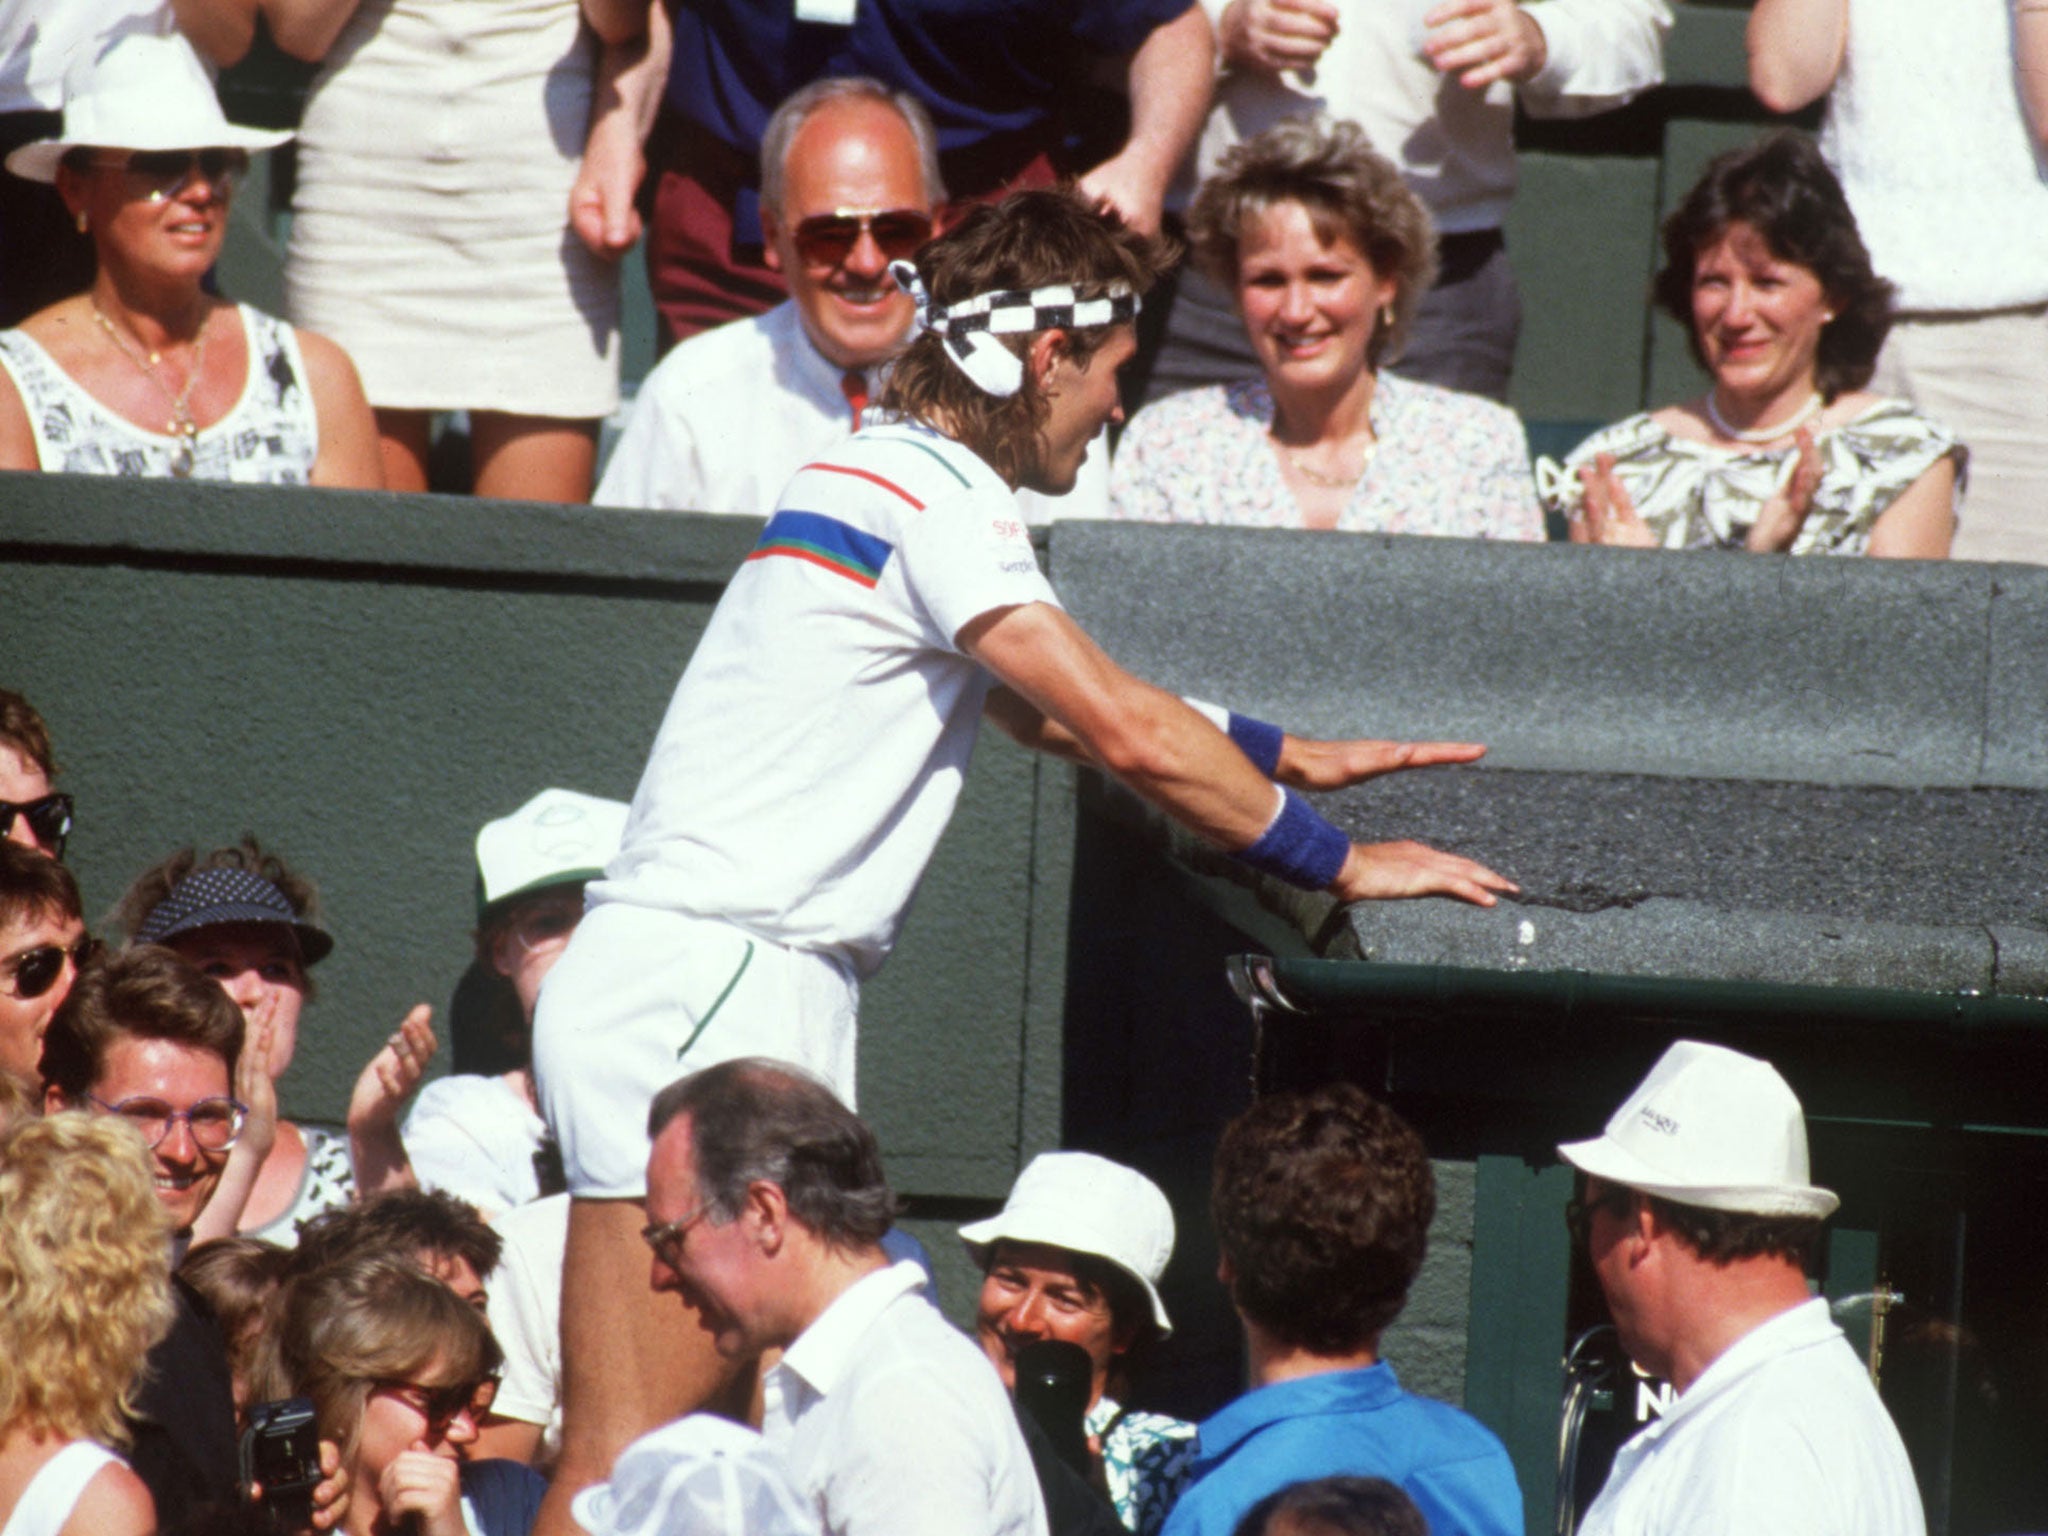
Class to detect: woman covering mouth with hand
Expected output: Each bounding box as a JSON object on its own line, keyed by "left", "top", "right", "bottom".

{"left": 1109, "top": 116, "right": 1543, "bottom": 542}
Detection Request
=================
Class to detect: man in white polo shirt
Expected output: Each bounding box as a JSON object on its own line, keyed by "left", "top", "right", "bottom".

{"left": 1559, "top": 1040, "right": 1925, "bottom": 1536}
{"left": 532, "top": 186, "right": 1514, "bottom": 1534}
{"left": 642, "top": 1057, "right": 1046, "bottom": 1536}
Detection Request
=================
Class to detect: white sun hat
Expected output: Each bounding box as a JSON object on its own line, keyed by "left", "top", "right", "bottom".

{"left": 571, "top": 1414, "right": 821, "bottom": 1536}
{"left": 6, "top": 26, "right": 293, "bottom": 185}
{"left": 475, "top": 788, "right": 629, "bottom": 918}
{"left": 959, "top": 1151, "right": 1176, "bottom": 1336}
{"left": 1557, "top": 1039, "right": 1839, "bottom": 1220}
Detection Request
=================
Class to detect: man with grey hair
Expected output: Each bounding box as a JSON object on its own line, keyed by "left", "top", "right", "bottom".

{"left": 1560, "top": 1039, "right": 1923, "bottom": 1535}
{"left": 596, "top": 76, "right": 1102, "bottom": 521}
{"left": 641, "top": 1057, "right": 1047, "bottom": 1536}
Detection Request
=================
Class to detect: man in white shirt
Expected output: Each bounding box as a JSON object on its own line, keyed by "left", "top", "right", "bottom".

{"left": 532, "top": 186, "right": 1514, "bottom": 1535}
{"left": 1559, "top": 1040, "right": 1925, "bottom": 1536}
{"left": 642, "top": 1057, "right": 1048, "bottom": 1536}
{"left": 594, "top": 76, "right": 1102, "bottom": 523}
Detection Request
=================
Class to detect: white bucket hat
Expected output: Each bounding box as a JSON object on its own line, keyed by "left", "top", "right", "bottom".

{"left": 571, "top": 1414, "right": 821, "bottom": 1536}
{"left": 475, "top": 788, "right": 629, "bottom": 918}
{"left": 1557, "top": 1039, "right": 1839, "bottom": 1220}
{"left": 6, "top": 26, "right": 293, "bottom": 185}
{"left": 959, "top": 1151, "right": 1176, "bottom": 1336}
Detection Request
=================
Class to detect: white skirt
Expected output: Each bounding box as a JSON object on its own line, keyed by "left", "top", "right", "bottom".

{"left": 285, "top": 0, "right": 620, "bottom": 418}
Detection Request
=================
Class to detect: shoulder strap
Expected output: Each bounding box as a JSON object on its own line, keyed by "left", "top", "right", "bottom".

{"left": 2, "top": 1442, "right": 120, "bottom": 1536}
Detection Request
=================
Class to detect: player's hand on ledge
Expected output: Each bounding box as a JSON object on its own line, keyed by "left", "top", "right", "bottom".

{"left": 1276, "top": 736, "right": 1487, "bottom": 792}
{"left": 1331, "top": 839, "right": 1517, "bottom": 906}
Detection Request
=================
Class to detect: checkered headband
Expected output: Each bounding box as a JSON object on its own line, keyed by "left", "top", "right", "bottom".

{"left": 888, "top": 259, "right": 1141, "bottom": 397}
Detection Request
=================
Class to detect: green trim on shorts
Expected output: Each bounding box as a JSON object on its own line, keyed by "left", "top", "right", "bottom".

{"left": 675, "top": 939, "right": 755, "bottom": 1061}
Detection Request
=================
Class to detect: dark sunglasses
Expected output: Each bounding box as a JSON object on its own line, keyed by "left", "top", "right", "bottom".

{"left": 377, "top": 1375, "right": 500, "bottom": 1435}
{"left": 791, "top": 207, "right": 933, "bottom": 270}
{"left": 95, "top": 148, "right": 249, "bottom": 202}
{"left": 1564, "top": 1183, "right": 1636, "bottom": 1246}
{"left": 1, "top": 934, "right": 97, "bottom": 1000}
{"left": 0, "top": 792, "right": 72, "bottom": 857}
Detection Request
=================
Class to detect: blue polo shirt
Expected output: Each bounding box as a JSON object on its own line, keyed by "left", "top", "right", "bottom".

{"left": 1160, "top": 1363, "right": 1524, "bottom": 1536}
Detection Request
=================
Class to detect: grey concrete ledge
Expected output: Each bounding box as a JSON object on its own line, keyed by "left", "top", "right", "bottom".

{"left": 0, "top": 470, "right": 764, "bottom": 588}
{"left": 1048, "top": 521, "right": 2048, "bottom": 791}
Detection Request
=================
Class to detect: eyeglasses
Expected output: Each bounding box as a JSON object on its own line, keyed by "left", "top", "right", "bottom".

{"left": 509, "top": 899, "right": 582, "bottom": 956}
{"left": 0, "top": 792, "right": 73, "bottom": 857}
{"left": 641, "top": 1201, "right": 717, "bottom": 1269}
{"left": 87, "top": 1093, "right": 248, "bottom": 1151}
{"left": 1564, "top": 1183, "right": 1636, "bottom": 1246}
{"left": 93, "top": 148, "right": 249, "bottom": 203}
{"left": 790, "top": 207, "right": 933, "bottom": 270}
{"left": 1, "top": 935, "right": 97, "bottom": 1000}
{"left": 374, "top": 1375, "right": 500, "bottom": 1437}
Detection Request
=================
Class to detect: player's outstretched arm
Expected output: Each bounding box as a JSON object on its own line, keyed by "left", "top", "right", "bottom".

{"left": 965, "top": 603, "right": 1516, "bottom": 906}
{"left": 1276, "top": 735, "right": 1488, "bottom": 791}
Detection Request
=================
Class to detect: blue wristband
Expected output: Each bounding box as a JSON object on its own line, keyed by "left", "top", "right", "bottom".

{"left": 1227, "top": 712, "right": 1285, "bottom": 777}
{"left": 1236, "top": 789, "right": 1350, "bottom": 891}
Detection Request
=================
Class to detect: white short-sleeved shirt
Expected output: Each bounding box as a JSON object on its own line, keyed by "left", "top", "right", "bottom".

{"left": 762, "top": 1259, "right": 1048, "bottom": 1536}
{"left": 402, "top": 1073, "right": 548, "bottom": 1216}
{"left": 1579, "top": 1298, "right": 1925, "bottom": 1536}
{"left": 484, "top": 1192, "right": 567, "bottom": 1465}
{"left": 592, "top": 300, "right": 1103, "bottom": 525}
{"left": 591, "top": 421, "right": 1061, "bottom": 978}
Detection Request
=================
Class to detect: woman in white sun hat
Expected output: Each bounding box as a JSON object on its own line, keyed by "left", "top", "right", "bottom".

{"left": 961, "top": 1151, "right": 1198, "bottom": 1536}
{"left": 0, "top": 26, "right": 382, "bottom": 485}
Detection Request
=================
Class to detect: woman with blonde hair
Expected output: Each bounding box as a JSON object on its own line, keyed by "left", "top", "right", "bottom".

{"left": 1111, "top": 117, "right": 1543, "bottom": 540}
{"left": 259, "top": 1252, "right": 541, "bottom": 1536}
{"left": 0, "top": 1113, "right": 175, "bottom": 1536}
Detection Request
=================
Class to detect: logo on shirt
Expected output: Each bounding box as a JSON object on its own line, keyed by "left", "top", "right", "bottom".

{"left": 748, "top": 510, "right": 895, "bottom": 589}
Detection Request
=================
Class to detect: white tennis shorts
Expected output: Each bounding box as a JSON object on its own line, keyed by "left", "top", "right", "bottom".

{"left": 531, "top": 901, "right": 860, "bottom": 1199}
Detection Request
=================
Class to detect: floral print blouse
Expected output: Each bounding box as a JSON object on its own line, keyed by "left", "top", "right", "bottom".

{"left": 1108, "top": 373, "right": 1545, "bottom": 541}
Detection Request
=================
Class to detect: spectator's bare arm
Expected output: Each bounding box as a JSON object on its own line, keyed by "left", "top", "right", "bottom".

{"left": 296, "top": 327, "right": 385, "bottom": 488}
{"left": 261, "top": 0, "right": 364, "bottom": 62}
{"left": 1746, "top": 0, "right": 1846, "bottom": 114}
{"left": 172, "top": 0, "right": 260, "bottom": 67}
{"left": 572, "top": 0, "right": 670, "bottom": 259}
{"left": 0, "top": 370, "right": 36, "bottom": 472}
{"left": 2017, "top": 0, "right": 2048, "bottom": 153}
{"left": 1078, "top": 3, "right": 1214, "bottom": 237}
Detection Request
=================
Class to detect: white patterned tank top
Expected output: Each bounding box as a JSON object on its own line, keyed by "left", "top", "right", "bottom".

{"left": 0, "top": 304, "right": 320, "bottom": 482}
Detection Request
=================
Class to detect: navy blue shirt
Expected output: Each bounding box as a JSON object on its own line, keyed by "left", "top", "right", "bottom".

{"left": 664, "top": 0, "right": 1191, "bottom": 175}
{"left": 1161, "top": 1362, "right": 1524, "bottom": 1536}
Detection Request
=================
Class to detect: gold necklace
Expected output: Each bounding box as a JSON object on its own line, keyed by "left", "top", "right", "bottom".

{"left": 1284, "top": 438, "right": 1379, "bottom": 488}
{"left": 89, "top": 300, "right": 210, "bottom": 478}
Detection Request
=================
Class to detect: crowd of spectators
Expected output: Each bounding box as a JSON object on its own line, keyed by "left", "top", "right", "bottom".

{"left": 0, "top": 0, "right": 2015, "bottom": 1529}
{"left": 2, "top": 0, "right": 2044, "bottom": 559}
{"left": 0, "top": 676, "right": 1930, "bottom": 1536}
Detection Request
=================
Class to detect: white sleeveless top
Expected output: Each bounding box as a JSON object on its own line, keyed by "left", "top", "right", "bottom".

{"left": 1823, "top": 0, "right": 2048, "bottom": 312}
{"left": 0, "top": 304, "right": 320, "bottom": 481}
{"left": 1, "top": 1441, "right": 120, "bottom": 1536}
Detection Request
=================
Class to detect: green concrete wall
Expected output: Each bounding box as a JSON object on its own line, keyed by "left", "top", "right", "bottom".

{"left": 0, "top": 474, "right": 1063, "bottom": 1271}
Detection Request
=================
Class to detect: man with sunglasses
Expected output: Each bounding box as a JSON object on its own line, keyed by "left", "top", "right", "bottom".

{"left": 1558, "top": 1040, "right": 1923, "bottom": 1536}
{"left": 597, "top": 77, "right": 1101, "bottom": 522}
{"left": 0, "top": 687, "right": 70, "bottom": 859}
{"left": 0, "top": 840, "right": 89, "bottom": 1095}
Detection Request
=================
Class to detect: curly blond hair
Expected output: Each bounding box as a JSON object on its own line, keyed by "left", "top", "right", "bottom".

{"left": 1188, "top": 116, "right": 1439, "bottom": 369}
{"left": 0, "top": 1114, "right": 174, "bottom": 1446}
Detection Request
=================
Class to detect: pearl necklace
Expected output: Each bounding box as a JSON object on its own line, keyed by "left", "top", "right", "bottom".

{"left": 90, "top": 300, "right": 210, "bottom": 478}
{"left": 1704, "top": 387, "right": 1824, "bottom": 445}
{"left": 1284, "top": 438, "right": 1379, "bottom": 488}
